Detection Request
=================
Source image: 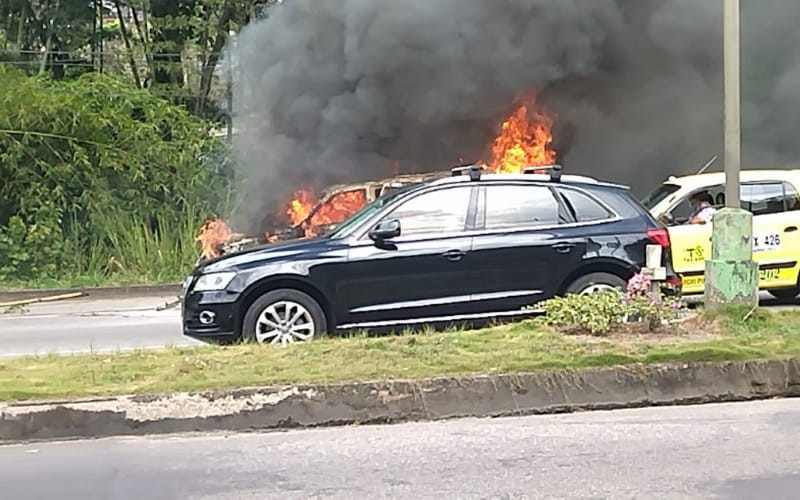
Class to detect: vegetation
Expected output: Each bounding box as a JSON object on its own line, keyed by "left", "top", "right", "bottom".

{"left": 539, "top": 273, "right": 685, "bottom": 334}
{"left": 0, "top": 0, "right": 280, "bottom": 120}
{"left": 0, "top": 67, "right": 230, "bottom": 285}
{"left": 0, "top": 307, "right": 797, "bottom": 401}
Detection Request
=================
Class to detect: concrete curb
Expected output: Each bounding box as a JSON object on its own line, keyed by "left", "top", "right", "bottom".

{"left": 0, "top": 284, "right": 182, "bottom": 302}
{"left": 2, "top": 357, "right": 799, "bottom": 443}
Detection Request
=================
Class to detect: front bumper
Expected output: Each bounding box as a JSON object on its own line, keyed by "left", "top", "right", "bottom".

{"left": 182, "top": 289, "right": 241, "bottom": 341}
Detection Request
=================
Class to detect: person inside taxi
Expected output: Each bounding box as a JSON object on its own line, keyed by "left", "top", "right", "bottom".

{"left": 687, "top": 191, "right": 716, "bottom": 224}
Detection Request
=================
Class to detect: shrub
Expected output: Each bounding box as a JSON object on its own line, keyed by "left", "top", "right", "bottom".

{"left": 0, "top": 67, "right": 230, "bottom": 284}
{"left": 539, "top": 273, "right": 684, "bottom": 335}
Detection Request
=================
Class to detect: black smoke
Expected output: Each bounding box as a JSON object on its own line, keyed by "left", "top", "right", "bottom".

{"left": 227, "top": 0, "right": 800, "bottom": 231}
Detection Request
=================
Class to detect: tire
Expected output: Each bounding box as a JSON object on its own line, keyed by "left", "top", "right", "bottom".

{"left": 242, "top": 289, "right": 327, "bottom": 345}
{"left": 768, "top": 288, "right": 799, "bottom": 300}
{"left": 565, "top": 272, "right": 627, "bottom": 296}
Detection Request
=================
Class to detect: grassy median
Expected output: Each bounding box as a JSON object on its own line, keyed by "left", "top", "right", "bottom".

{"left": 1, "top": 307, "right": 799, "bottom": 401}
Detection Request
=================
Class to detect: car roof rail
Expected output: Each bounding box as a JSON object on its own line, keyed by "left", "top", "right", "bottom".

{"left": 523, "top": 164, "right": 563, "bottom": 183}
{"left": 450, "top": 163, "right": 484, "bottom": 181}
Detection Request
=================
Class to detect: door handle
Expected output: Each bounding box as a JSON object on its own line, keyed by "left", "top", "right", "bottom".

{"left": 551, "top": 242, "right": 576, "bottom": 254}
{"left": 442, "top": 249, "right": 466, "bottom": 262}
{"left": 785, "top": 226, "right": 798, "bottom": 233}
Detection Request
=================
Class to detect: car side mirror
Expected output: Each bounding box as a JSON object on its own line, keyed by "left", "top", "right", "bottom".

{"left": 659, "top": 213, "right": 675, "bottom": 226}
{"left": 369, "top": 219, "right": 401, "bottom": 242}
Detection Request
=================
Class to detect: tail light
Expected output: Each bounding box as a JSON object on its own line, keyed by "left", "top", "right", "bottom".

{"left": 646, "top": 227, "right": 671, "bottom": 247}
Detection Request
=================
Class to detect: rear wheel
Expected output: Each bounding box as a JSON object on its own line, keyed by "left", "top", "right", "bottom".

{"left": 242, "top": 289, "right": 327, "bottom": 345}
{"left": 566, "top": 272, "right": 627, "bottom": 296}
{"left": 768, "top": 287, "right": 799, "bottom": 300}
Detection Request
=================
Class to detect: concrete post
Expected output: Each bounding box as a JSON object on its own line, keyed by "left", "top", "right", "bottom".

{"left": 705, "top": 0, "right": 758, "bottom": 308}
{"left": 704, "top": 209, "right": 758, "bottom": 306}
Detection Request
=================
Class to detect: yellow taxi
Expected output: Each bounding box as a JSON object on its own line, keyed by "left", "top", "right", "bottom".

{"left": 643, "top": 169, "right": 800, "bottom": 298}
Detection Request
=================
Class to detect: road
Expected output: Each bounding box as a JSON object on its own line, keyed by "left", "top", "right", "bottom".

{"left": 1, "top": 399, "right": 799, "bottom": 499}
{"left": 0, "top": 291, "right": 797, "bottom": 357}
{"left": 0, "top": 295, "right": 199, "bottom": 357}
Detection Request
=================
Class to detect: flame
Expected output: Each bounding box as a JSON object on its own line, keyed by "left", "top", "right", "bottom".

{"left": 284, "top": 189, "right": 368, "bottom": 237}
{"left": 487, "top": 102, "right": 556, "bottom": 174}
{"left": 306, "top": 189, "right": 367, "bottom": 235}
{"left": 195, "top": 217, "right": 233, "bottom": 259}
{"left": 286, "top": 189, "right": 315, "bottom": 226}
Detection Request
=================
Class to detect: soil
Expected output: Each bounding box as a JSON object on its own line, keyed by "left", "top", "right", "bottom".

{"left": 560, "top": 313, "right": 723, "bottom": 345}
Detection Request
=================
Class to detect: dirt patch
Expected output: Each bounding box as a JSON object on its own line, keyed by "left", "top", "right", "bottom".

{"left": 560, "top": 313, "right": 722, "bottom": 345}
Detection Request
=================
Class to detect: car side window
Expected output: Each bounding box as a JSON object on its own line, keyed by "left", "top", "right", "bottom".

{"left": 484, "top": 185, "right": 560, "bottom": 230}
{"left": 783, "top": 182, "right": 800, "bottom": 211}
{"left": 668, "top": 184, "right": 725, "bottom": 223}
{"left": 741, "top": 183, "right": 785, "bottom": 216}
{"left": 384, "top": 186, "right": 472, "bottom": 238}
{"left": 558, "top": 188, "right": 613, "bottom": 222}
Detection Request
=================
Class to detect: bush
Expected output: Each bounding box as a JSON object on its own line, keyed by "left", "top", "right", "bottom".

{"left": 539, "top": 273, "right": 684, "bottom": 334}
{"left": 0, "top": 67, "right": 230, "bottom": 284}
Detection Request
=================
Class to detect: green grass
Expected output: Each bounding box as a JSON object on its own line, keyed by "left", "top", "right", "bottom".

{"left": 1, "top": 207, "right": 205, "bottom": 290}
{"left": 1, "top": 307, "right": 799, "bottom": 402}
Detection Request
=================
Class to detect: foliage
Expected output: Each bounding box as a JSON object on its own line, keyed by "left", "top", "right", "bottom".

{"left": 0, "top": 0, "right": 281, "bottom": 118}
{"left": 0, "top": 67, "right": 229, "bottom": 283}
{"left": 539, "top": 273, "right": 685, "bottom": 334}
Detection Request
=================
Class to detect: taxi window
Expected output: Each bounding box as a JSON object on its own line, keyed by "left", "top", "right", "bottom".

{"left": 783, "top": 183, "right": 800, "bottom": 211}
{"left": 741, "top": 183, "right": 785, "bottom": 216}
{"left": 641, "top": 183, "right": 680, "bottom": 210}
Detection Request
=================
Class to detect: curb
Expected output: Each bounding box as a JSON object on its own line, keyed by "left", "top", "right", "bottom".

{"left": 2, "top": 357, "right": 799, "bottom": 443}
{"left": 0, "top": 284, "right": 182, "bottom": 302}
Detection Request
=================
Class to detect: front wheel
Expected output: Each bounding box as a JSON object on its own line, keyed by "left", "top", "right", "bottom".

{"left": 565, "top": 272, "right": 627, "bottom": 296}
{"left": 242, "top": 289, "right": 327, "bottom": 345}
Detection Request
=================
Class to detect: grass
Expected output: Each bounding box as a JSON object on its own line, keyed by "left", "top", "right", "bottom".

{"left": 1, "top": 207, "right": 205, "bottom": 291}
{"left": 1, "top": 307, "right": 799, "bottom": 402}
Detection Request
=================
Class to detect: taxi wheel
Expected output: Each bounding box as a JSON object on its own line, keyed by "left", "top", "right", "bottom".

{"left": 242, "top": 289, "right": 327, "bottom": 345}
{"left": 566, "top": 272, "right": 627, "bottom": 295}
{"left": 768, "top": 288, "right": 799, "bottom": 300}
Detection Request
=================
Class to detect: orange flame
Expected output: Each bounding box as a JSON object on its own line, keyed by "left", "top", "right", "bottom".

{"left": 285, "top": 189, "right": 368, "bottom": 237}
{"left": 305, "top": 189, "right": 367, "bottom": 236}
{"left": 195, "top": 217, "right": 233, "bottom": 259}
{"left": 286, "top": 189, "right": 315, "bottom": 226}
{"left": 488, "top": 102, "right": 556, "bottom": 174}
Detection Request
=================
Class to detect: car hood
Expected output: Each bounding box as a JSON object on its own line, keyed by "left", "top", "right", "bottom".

{"left": 196, "top": 237, "right": 342, "bottom": 273}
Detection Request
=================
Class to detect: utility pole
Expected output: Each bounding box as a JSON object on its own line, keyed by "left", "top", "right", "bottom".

{"left": 704, "top": 0, "right": 758, "bottom": 308}
{"left": 723, "top": 0, "right": 741, "bottom": 209}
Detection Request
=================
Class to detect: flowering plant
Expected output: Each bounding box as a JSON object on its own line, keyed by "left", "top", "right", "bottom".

{"left": 538, "top": 272, "right": 685, "bottom": 334}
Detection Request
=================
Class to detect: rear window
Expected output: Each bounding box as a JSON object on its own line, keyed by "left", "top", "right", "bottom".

{"left": 558, "top": 188, "right": 613, "bottom": 222}
{"left": 641, "top": 183, "right": 680, "bottom": 210}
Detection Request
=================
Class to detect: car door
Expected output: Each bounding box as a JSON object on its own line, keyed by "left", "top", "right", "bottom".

{"left": 664, "top": 184, "right": 724, "bottom": 293}
{"left": 742, "top": 181, "right": 800, "bottom": 288}
{"left": 467, "top": 183, "right": 585, "bottom": 313}
{"left": 342, "top": 184, "right": 477, "bottom": 325}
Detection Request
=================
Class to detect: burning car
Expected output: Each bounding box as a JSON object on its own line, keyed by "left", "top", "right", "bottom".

{"left": 197, "top": 99, "right": 560, "bottom": 261}
{"left": 197, "top": 171, "right": 450, "bottom": 260}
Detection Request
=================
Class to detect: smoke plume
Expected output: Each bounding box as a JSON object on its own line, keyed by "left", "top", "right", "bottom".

{"left": 228, "top": 0, "right": 800, "bottom": 232}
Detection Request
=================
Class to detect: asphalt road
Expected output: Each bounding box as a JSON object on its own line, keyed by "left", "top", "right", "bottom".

{"left": 0, "top": 295, "right": 199, "bottom": 357}
{"left": 0, "top": 291, "right": 798, "bottom": 357}
{"left": 1, "top": 399, "right": 799, "bottom": 499}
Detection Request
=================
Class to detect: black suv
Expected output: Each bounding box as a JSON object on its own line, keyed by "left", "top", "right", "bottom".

{"left": 183, "top": 165, "right": 678, "bottom": 345}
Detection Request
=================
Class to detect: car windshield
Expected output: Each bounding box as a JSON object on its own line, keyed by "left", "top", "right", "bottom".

{"left": 641, "top": 183, "right": 680, "bottom": 210}
{"left": 325, "top": 184, "right": 419, "bottom": 239}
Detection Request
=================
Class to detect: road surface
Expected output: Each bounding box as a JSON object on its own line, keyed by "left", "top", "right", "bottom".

{"left": 0, "top": 295, "right": 199, "bottom": 357}
{"left": 0, "top": 291, "right": 797, "bottom": 357}
{"left": 1, "top": 399, "right": 798, "bottom": 499}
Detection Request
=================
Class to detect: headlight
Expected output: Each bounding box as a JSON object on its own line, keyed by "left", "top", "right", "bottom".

{"left": 193, "top": 272, "right": 237, "bottom": 291}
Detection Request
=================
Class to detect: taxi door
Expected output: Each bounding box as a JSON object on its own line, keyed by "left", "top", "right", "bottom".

{"left": 743, "top": 181, "right": 800, "bottom": 288}
{"left": 667, "top": 223, "right": 711, "bottom": 294}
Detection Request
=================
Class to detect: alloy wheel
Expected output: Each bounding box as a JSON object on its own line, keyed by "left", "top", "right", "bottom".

{"left": 255, "top": 300, "right": 315, "bottom": 345}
